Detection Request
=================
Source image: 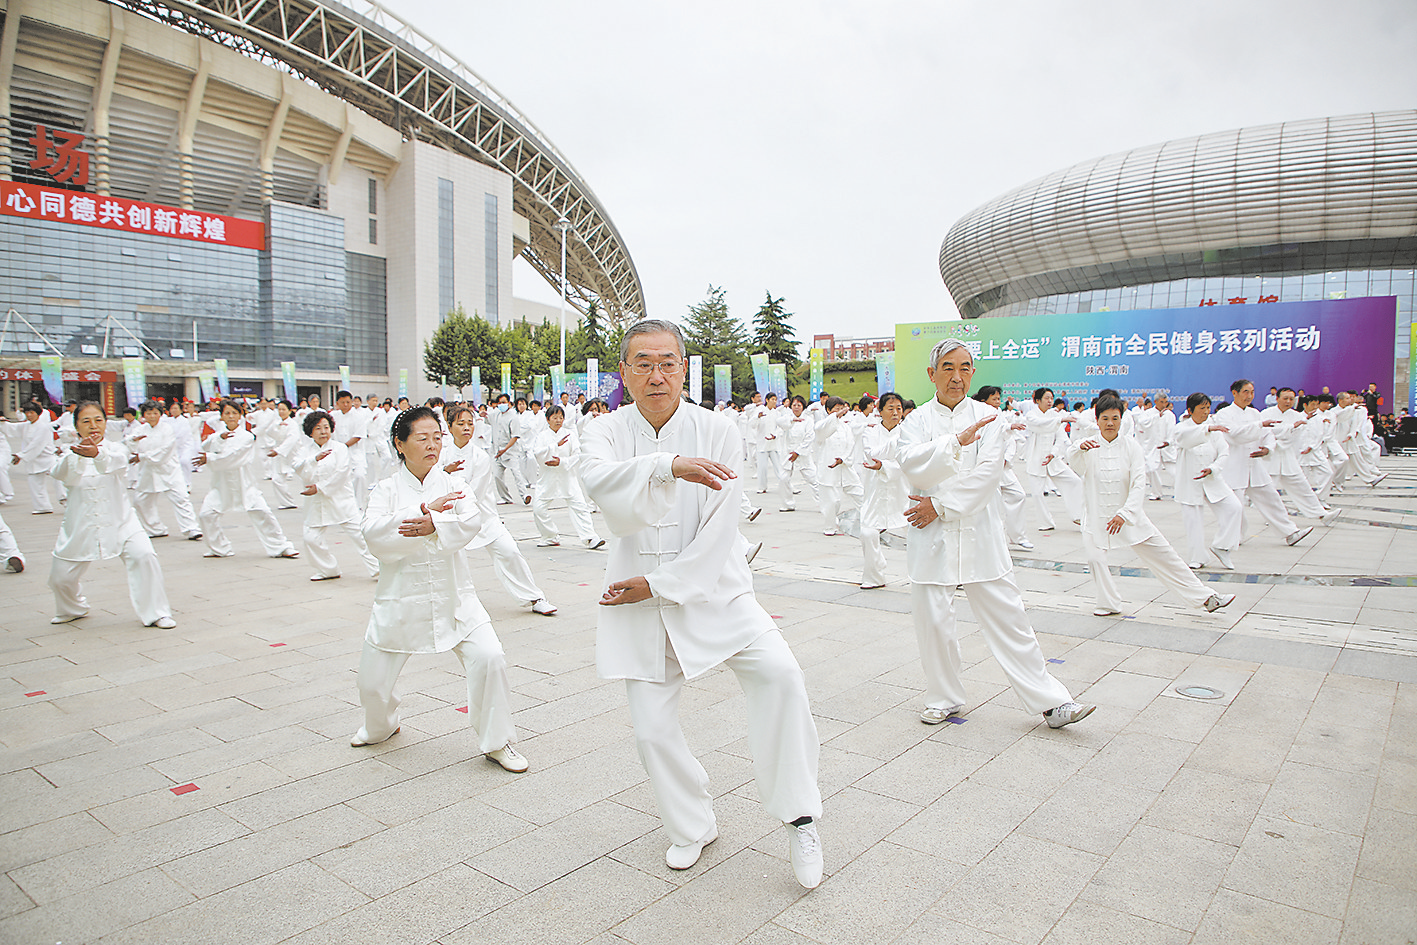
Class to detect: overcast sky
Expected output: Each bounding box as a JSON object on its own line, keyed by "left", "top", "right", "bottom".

{"left": 392, "top": 0, "right": 1415, "bottom": 348}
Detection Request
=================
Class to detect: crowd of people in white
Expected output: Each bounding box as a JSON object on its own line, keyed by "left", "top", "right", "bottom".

{"left": 0, "top": 324, "right": 1394, "bottom": 890}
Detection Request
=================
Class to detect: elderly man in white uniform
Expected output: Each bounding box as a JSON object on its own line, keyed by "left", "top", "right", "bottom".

{"left": 332, "top": 391, "right": 370, "bottom": 509}
{"left": 1213, "top": 379, "right": 1314, "bottom": 548}
{"left": 579, "top": 319, "right": 824, "bottom": 889}
{"left": 14, "top": 403, "right": 58, "bottom": 513}
{"left": 1258, "top": 387, "right": 1334, "bottom": 522}
{"left": 1174, "top": 393, "right": 1243, "bottom": 570}
{"left": 1023, "top": 387, "right": 1083, "bottom": 530}
{"left": 898, "top": 339, "right": 1094, "bottom": 730}
{"left": 126, "top": 401, "right": 202, "bottom": 540}
{"left": 489, "top": 394, "right": 531, "bottom": 505}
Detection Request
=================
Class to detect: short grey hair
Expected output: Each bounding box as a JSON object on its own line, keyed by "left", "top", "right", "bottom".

{"left": 928, "top": 338, "right": 972, "bottom": 370}
{"left": 620, "top": 319, "right": 686, "bottom": 363}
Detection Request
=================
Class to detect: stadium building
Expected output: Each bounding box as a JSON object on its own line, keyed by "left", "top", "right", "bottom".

{"left": 0, "top": 0, "right": 643, "bottom": 412}
{"left": 938, "top": 110, "right": 1417, "bottom": 397}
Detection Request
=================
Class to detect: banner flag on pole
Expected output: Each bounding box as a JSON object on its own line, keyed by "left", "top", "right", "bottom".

{"left": 39, "top": 354, "right": 64, "bottom": 404}
{"left": 551, "top": 365, "right": 564, "bottom": 400}
{"left": 768, "top": 363, "right": 787, "bottom": 400}
{"left": 398, "top": 369, "right": 408, "bottom": 399}
{"left": 749, "top": 353, "right": 770, "bottom": 396}
{"left": 121, "top": 357, "right": 147, "bottom": 408}
{"left": 197, "top": 372, "right": 215, "bottom": 403}
{"left": 338, "top": 365, "right": 351, "bottom": 391}
{"left": 280, "top": 362, "right": 297, "bottom": 404}
{"left": 809, "top": 348, "right": 824, "bottom": 400}
{"left": 587, "top": 358, "right": 599, "bottom": 399}
{"left": 534, "top": 375, "right": 545, "bottom": 403}
{"left": 688, "top": 355, "right": 703, "bottom": 403}
{"left": 500, "top": 362, "right": 511, "bottom": 395}
{"left": 874, "top": 351, "right": 895, "bottom": 393}
{"left": 470, "top": 367, "right": 482, "bottom": 406}
{"left": 714, "top": 364, "right": 731, "bottom": 404}
{"left": 212, "top": 358, "right": 229, "bottom": 397}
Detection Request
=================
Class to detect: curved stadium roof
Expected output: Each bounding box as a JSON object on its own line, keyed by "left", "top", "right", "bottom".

{"left": 98, "top": 0, "right": 645, "bottom": 322}
{"left": 939, "top": 110, "right": 1417, "bottom": 318}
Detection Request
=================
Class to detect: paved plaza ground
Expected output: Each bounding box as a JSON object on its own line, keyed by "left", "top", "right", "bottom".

{"left": 1, "top": 456, "right": 1415, "bottom": 945}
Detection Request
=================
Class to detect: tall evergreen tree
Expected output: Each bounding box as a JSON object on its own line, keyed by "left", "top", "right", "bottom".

{"left": 752, "top": 292, "right": 801, "bottom": 374}
{"left": 683, "top": 285, "right": 753, "bottom": 401}
{"left": 422, "top": 306, "right": 477, "bottom": 396}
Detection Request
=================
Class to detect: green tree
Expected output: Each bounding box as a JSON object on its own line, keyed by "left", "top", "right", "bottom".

{"left": 683, "top": 284, "right": 753, "bottom": 402}
{"left": 751, "top": 292, "right": 801, "bottom": 375}
{"left": 565, "top": 299, "right": 608, "bottom": 371}
{"left": 422, "top": 306, "right": 477, "bottom": 396}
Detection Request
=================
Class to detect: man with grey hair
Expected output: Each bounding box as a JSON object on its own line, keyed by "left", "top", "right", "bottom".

{"left": 579, "top": 318, "right": 824, "bottom": 889}
{"left": 897, "top": 338, "right": 1095, "bottom": 729}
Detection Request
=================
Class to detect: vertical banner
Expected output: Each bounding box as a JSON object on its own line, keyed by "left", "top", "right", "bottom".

{"left": 398, "top": 368, "right": 408, "bottom": 399}
{"left": 280, "top": 361, "right": 297, "bottom": 404}
{"left": 714, "top": 364, "right": 731, "bottom": 404}
{"left": 768, "top": 363, "right": 787, "bottom": 400}
{"left": 749, "top": 353, "right": 770, "bottom": 395}
{"left": 534, "top": 375, "right": 545, "bottom": 404}
{"left": 809, "top": 347, "right": 824, "bottom": 400}
{"left": 874, "top": 351, "right": 896, "bottom": 393}
{"left": 338, "top": 365, "right": 351, "bottom": 391}
{"left": 551, "top": 365, "right": 565, "bottom": 400}
{"left": 688, "top": 355, "right": 703, "bottom": 404}
{"left": 470, "top": 366, "right": 482, "bottom": 407}
{"left": 500, "top": 362, "right": 511, "bottom": 395}
{"left": 440, "top": 375, "right": 447, "bottom": 401}
{"left": 121, "top": 357, "right": 146, "bottom": 408}
{"left": 213, "top": 358, "right": 230, "bottom": 397}
{"left": 39, "top": 354, "right": 64, "bottom": 404}
{"left": 197, "top": 372, "right": 215, "bottom": 403}
{"left": 587, "top": 358, "right": 600, "bottom": 399}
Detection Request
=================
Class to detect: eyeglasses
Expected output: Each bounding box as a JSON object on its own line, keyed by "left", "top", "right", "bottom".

{"left": 627, "top": 360, "right": 684, "bottom": 376}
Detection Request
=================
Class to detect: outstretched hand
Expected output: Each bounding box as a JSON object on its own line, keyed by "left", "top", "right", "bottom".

{"left": 671, "top": 455, "right": 736, "bottom": 491}
{"left": 601, "top": 576, "right": 652, "bottom": 606}
{"left": 424, "top": 491, "right": 464, "bottom": 513}
{"left": 905, "top": 494, "right": 939, "bottom": 529}
{"left": 957, "top": 414, "right": 996, "bottom": 446}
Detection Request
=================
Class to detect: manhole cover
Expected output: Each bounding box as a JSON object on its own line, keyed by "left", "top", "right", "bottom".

{"left": 1175, "top": 685, "right": 1224, "bottom": 700}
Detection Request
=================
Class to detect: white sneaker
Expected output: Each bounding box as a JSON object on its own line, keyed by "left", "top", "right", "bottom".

{"left": 746, "top": 542, "right": 763, "bottom": 565}
{"left": 149, "top": 616, "right": 178, "bottom": 630}
{"left": 1188, "top": 561, "right": 1204, "bottom": 570}
{"left": 530, "top": 599, "right": 558, "bottom": 616}
{"left": 1044, "top": 702, "right": 1096, "bottom": 729}
{"left": 1093, "top": 607, "right": 1122, "bottom": 616}
{"left": 787, "top": 820, "right": 823, "bottom": 889}
{"left": 51, "top": 611, "right": 88, "bottom": 624}
{"left": 1368, "top": 473, "right": 1387, "bottom": 486}
{"left": 1013, "top": 538, "right": 1035, "bottom": 550}
{"left": 1286, "top": 526, "right": 1313, "bottom": 546}
{"left": 666, "top": 825, "right": 717, "bottom": 870}
{"left": 485, "top": 745, "right": 529, "bottom": 772}
{"left": 350, "top": 726, "right": 399, "bottom": 747}
{"left": 586, "top": 538, "right": 606, "bottom": 550}
{"left": 919, "top": 705, "right": 962, "bottom": 724}
{"left": 1209, "top": 546, "right": 1234, "bottom": 570}
{"left": 536, "top": 539, "right": 560, "bottom": 547}
{"left": 4, "top": 555, "right": 22, "bottom": 573}
{"left": 1320, "top": 508, "right": 1341, "bottom": 525}
{"left": 747, "top": 508, "right": 762, "bottom": 522}
{"left": 1204, "top": 593, "right": 1236, "bottom": 613}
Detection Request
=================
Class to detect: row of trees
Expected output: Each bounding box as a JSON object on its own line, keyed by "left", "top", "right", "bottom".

{"left": 421, "top": 287, "right": 803, "bottom": 404}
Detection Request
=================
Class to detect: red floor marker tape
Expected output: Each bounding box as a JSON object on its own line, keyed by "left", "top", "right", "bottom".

{"left": 456, "top": 706, "right": 469, "bottom": 713}
{"left": 270, "top": 643, "right": 286, "bottom": 647}
{"left": 171, "top": 783, "right": 199, "bottom": 795}
{"left": 24, "top": 691, "right": 45, "bottom": 697}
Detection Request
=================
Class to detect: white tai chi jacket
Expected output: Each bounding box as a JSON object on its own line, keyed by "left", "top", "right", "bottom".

{"left": 859, "top": 421, "right": 907, "bottom": 532}
{"left": 125, "top": 421, "right": 187, "bottom": 495}
{"left": 15, "top": 415, "right": 57, "bottom": 475}
{"left": 530, "top": 425, "right": 590, "bottom": 502}
{"left": 50, "top": 443, "right": 148, "bottom": 561}
{"left": 897, "top": 396, "right": 1011, "bottom": 586}
{"left": 1173, "top": 417, "right": 1236, "bottom": 506}
{"left": 1066, "top": 435, "right": 1160, "bottom": 551}
{"left": 362, "top": 466, "right": 487, "bottom": 654}
{"left": 1213, "top": 403, "right": 1276, "bottom": 490}
{"left": 294, "top": 439, "right": 360, "bottom": 527}
{"left": 579, "top": 403, "right": 773, "bottom": 682}
{"left": 1258, "top": 406, "right": 1309, "bottom": 478}
{"left": 440, "top": 436, "right": 513, "bottom": 550}
{"left": 200, "top": 427, "right": 269, "bottom": 512}
{"left": 1023, "top": 409, "right": 1075, "bottom": 480}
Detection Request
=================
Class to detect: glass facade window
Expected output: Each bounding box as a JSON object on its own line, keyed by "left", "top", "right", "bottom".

{"left": 484, "top": 193, "right": 498, "bottom": 324}
{"left": 368, "top": 177, "right": 378, "bottom": 215}
{"left": 368, "top": 217, "right": 377, "bottom": 245}
{"left": 438, "top": 178, "right": 455, "bottom": 320}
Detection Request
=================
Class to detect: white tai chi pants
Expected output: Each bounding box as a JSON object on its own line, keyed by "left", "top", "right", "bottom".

{"left": 1274, "top": 472, "right": 1328, "bottom": 518}
{"left": 1237, "top": 484, "right": 1301, "bottom": 541}
{"left": 1146, "top": 466, "right": 1165, "bottom": 500}
{"left": 134, "top": 488, "right": 200, "bottom": 538}
{"left": 820, "top": 475, "right": 861, "bottom": 533}
{"left": 493, "top": 449, "right": 530, "bottom": 504}
{"left": 741, "top": 486, "right": 759, "bottom": 519}
{"left": 1030, "top": 467, "right": 1082, "bottom": 528}
{"left": 532, "top": 491, "right": 600, "bottom": 543}
{"left": 199, "top": 497, "right": 295, "bottom": 557}
{"left": 624, "top": 631, "right": 821, "bottom": 847}
{"left": 349, "top": 453, "right": 369, "bottom": 511}
{"left": 1083, "top": 531, "right": 1213, "bottom": 612}
{"left": 861, "top": 529, "right": 889, "bottom": 586}
{"left": 912, "top": 575, "right": 1072, "bottom": 716}
{"left": 1302, "top": 461, "right": 1335, "bottom": 501}
{"left": 1000, "top": 468, "right": 1028, "bottom": 543}
{"left": 782, "top": 458, "right": 819, "bottom": 510}
{"left": 48, "top": 534, "right": 172, "bottom": 625}
{"left": 0, "top": 512, "right": 23, "bottom": 569}
{"left": 1180, "top": 494, "right": 1242, "bottom": 563}
{"left": 26, "top": 472, "right": 54, "bottom": 513}
{"left": 270, "top": 470, "right": 300, "bottom": 509}
{"left": 354, "top": 628, "right": 515, "bottom": 754}
{"left": 480, "top": 527, "right": 546, "bottom": 604}
{"left": 304, "top": 521, "right": 379, "bottom": 578}
{"left": 756, "top": 448, "right": 784, "bottom": 497}
{"left": 0, "top": 464, "right": 13, "bottom": 501}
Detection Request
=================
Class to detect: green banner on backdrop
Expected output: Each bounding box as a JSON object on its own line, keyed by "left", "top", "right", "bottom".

{"left": 534, "top": 375, "right": 545, "bottom": 403}
{"left": 714, "top": 364, "right": 731, "bottom": 404}
{"left": 280, "top": 362, "right": 297, "bottom": 404}
{"left": 339, "top": 365, "right": 350, "bottom": 391}
{"left": 121, "top": 357, "right": 144, "bottom": 408}
{"left": 213, "top": 358, "right": 229, "bottom": 397}
{"left": 39, "top": 354, "right": 63, "bottom": 404}
{"left": 470, "top": 366, "right": 482, "bottom": 406}
{"left": 809, "top": 348, "right": 823, "bottom": 400}
{"left": 398, "top": 368, "right": 408, "bottom": 399}
{"left": 874, "top": 352, "right": 895, "bottom": 394}
{"left": 768, "top": 363, "right": 787, "bottom": 400}
{"left": 749, "top": 353, "right": 769, "bottom": 395}
{"left": 500, "top": 362, "right": 511, "bottom": 395}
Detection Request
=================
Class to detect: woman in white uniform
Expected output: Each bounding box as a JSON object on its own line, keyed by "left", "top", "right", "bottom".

{"left": 126, "top": 400, "right": 202, "bottom": 541}
{"left": 858, "top": 392, "right": 908, "bottom": 589}
{"left": 295, "top": 410, "right": 379, "bottom": 582}
{"left": 779, "top": 395, "right": 819, "bottom": 511}
{"left": 353, "top": 406, "right": 528, "bottom": 772}
{"left": 1174, "top": 392, "right": 1243, "bottom": 570}
{"left": 14, "top": 402, "right": 57, "bottom": 514}
{"left": 816, "top": 397, "right": 860, "bottom": 536}
{"left": 1023, "top": 387, "right": 1083, "bottom": 530}
{"left": 47, "top": 402, "right": 176, "bottom": 629}
{"left": 265, "top": 400, "right": 303, "bottom": 510}
{"left": 1068, "top": 394, "right": 1233, "bottom": 617}
{"left": 196, "top": 399, "right": 299, "bottom": 559}
{"left": 530, "top": 405, "right": 604, "bottom": 548}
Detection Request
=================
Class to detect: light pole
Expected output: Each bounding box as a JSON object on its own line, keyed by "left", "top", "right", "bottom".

{"left": 556, "top": 216, "right": 570, "bottom": 370}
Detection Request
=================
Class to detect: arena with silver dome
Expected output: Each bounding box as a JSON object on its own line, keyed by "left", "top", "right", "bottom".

{"left": 0, "top": 0, "right": 643, "bottom": 409}
{"left": 938, "top": 110, "right": 1417, "bottom": 393}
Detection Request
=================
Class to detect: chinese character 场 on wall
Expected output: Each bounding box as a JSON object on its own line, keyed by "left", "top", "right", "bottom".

{"left": 29, "top": 125, "right": 90, "bottom": 187}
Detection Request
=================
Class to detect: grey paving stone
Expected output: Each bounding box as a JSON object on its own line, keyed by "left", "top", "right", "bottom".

{"left": 1355, "top": 807, "right": 1417, "bottom": 892}
{"left": 0, "top": 866, "right": 195, "bottom": 944}
{"left": 1143, "top": 766, "right": 1270, "bottom": 846}
{"left": 1340, "top": 878, "right": 1417, "bottom": 945}
{"left": 1224, "top": 816, "right": 1362, "bottom": 919}
{"left": 1017, "top": 774, "right": 1158, "bottom": 856}
{"left": 1260, "top": 761, "right": 1376, "bottom": 836}
{"left": 1040, "top": 900, "right": 1192, "bottom": 945}
{"left": 1080, "top": 824, "right": 1236, "bottom": 931}
{"left": 1191, "top": 888, "right": 1342, "bottom": 945}
{"left": 888, "top": 778, "right": 1042, "bottom": 867}
{"left": 468, "top": 798, "right": 659, "bottom": 893}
